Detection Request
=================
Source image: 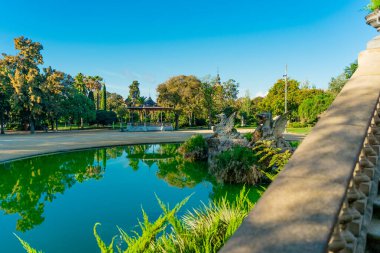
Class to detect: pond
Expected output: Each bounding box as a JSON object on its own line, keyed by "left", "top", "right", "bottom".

{"left": 0, "top": 143, "right": 263, "bottom": 253}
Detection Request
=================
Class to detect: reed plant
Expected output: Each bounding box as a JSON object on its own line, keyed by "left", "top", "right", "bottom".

{"left": 93, "top": 187, "right": 253, "bottom": 253}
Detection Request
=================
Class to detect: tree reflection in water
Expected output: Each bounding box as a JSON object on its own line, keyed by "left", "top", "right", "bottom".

{"left": 0, "top": 149, "right": 105, "bottom": 232}
{"left": 0, "top": 143, "right": 262, "bottom": 234}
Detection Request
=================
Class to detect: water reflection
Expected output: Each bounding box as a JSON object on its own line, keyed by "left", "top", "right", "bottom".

{"left": 0, "top": 150, "right": 105, "bottom": 232}
{"left": 0, "top": 144, "right": 262, "bottom": 234}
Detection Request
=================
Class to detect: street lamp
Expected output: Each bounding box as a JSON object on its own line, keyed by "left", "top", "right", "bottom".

{"left": 283, "top": 65, "right": 288, "bottom": 114}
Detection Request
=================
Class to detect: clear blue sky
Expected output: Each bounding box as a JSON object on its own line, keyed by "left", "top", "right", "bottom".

{"left": 0, "top": 0, "right": 376, "bottom": 99}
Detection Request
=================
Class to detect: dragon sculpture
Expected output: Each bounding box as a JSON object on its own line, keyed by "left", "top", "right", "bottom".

{"left": 251, "top": 112, "right": 291, "bottom": 149}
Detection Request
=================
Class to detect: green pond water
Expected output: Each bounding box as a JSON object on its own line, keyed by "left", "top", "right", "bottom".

{"left": 0, "top": 143, "right": 263, "bottom": 253}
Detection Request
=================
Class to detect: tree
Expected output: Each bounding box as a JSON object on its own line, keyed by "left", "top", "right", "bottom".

{"left": 74, "top": 73, "right": 87, "bottom": 95}
{"left": 5, "top": 36, "right": 44, "bottom": 134}
{"left": 41, "top": 67, "right": 68, "bottom": 130}
{"left": 212, "top": 81, "right": 225, "bottom": 115}
{"left": 0, "top": 59, "right": 13, "bottom": 134}
{"left": 157, "top": 75, "right": 202, "bottom": 130}
{"left": 223, "top": 79, "right": 239, "bottom": 103}
{"left": 115, "top": 104, "right": 128, "bottom": 126}
{"left": 107, "top": 92, "right": 125, "bottom": 111}
{"left": 128, "top": 80, "right": 141, "bottom": 106}
{"left": 258, "top": 79, "right": 300, "bottom": 119}
{"left": 237, "top": 91, "right": 253, "bottom": 126}
{"left": 85, "top": 76, "right": 102, "bottom": 110}
{"left": 62, "top": 89, "right": 95, "bottom": 128}
{"left": 328, "top": 74, "right": 347, "bottom": 97}
{"left": 328, "top": 61, "right": 358, "bottom": 97}
{"left": 344, "top": 61, "right": 358, "bottom": 79}
{"left": 95, "top": 110, "right": 117, "bottom": 126}
{"left": 298, "top": 93, "right": 334, "bottom": 124}
{"left": 100, "top": 84, "right": 107, "bottom": 110}
{"left": 200, "top": 79, "right": 214, "bottom": 129}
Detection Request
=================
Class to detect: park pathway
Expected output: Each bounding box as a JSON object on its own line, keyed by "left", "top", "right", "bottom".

{"left": 0, "top": 129, "right": 304, "bottom": 163}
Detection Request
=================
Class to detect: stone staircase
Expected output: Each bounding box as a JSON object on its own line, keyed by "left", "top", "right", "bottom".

{"left": 366, "top": 180, "right": 380, "bottom": 253}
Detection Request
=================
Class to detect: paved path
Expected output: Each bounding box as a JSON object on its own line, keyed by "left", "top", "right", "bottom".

{"left": 0, "top": 129, "right": 305, "bottom": 163}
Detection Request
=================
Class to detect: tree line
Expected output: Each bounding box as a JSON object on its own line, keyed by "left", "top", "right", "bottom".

{"left": 0, "top": 36, "right": 357, "bottom": 134}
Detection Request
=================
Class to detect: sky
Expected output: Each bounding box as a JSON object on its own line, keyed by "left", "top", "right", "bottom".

{"left": 0, "top": 0, "right": 377, "bottom": 99}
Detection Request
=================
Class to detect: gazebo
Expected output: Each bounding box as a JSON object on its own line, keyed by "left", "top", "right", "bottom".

{"left": 126, "top": 97, "right": 174, "bottom": 132}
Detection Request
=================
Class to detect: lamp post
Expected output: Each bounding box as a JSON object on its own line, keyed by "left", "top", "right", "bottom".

{"left": 283, "top": 65, "right": 288, "bottom": 114}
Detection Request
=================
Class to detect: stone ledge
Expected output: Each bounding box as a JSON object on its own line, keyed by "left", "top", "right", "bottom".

{"left": 220, "top": 35, "right": 380, "bottom": 253}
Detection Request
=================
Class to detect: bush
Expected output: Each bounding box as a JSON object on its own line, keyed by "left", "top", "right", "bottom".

{"left": 243, "top": 132, "right": 253, "bottom": 142}
{"left": 210, "top": 146, "right": 262, "bottom": 185}
{"left": 367, "top": 0, "right": 380, "bottom": 11}
{"left": 178, "top": 134, "right": 208, "bottom": 161}
{"left": 94, "top": 110, "right": 117, "bottom": 126}
{"left": 298, "top": 93, "right": 334, "bottom": 125}
{"left": 253, "top": 141, "right": 292, "bottom": 181}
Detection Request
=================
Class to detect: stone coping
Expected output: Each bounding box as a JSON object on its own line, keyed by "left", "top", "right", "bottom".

{"left": 220, "top": 37, "right": 380, "bottom": 253}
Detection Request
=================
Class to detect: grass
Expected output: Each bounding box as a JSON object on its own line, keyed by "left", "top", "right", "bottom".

{"left": 286, "top": 127, "right": 312, "bottom": 135}
{"left": 16, "top": 188, "right": 259, "bottom": 253}
{"left": 94, "top": 187, "right": 256, "bottom": 253}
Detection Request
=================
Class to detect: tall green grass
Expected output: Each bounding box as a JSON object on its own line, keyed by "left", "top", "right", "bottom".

{"left": 93, "top": 188, "right": 254, "bottom": 253}
{"left": 16, "top": 188, "right": 255, "bottom": 253}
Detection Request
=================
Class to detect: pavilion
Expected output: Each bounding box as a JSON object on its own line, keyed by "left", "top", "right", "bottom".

{"left": 125, "top": 97, "right": 174, "bottom": 131}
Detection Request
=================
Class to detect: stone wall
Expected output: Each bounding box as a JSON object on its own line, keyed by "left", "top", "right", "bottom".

{"left": 219, "top": 36, "right": 380, "bottom": 253}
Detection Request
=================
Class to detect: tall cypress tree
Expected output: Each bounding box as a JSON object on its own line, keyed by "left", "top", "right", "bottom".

{"left": 100, "top": 84, "right": 107, "bottom": 110}
{"left": 88, "top": 90, "right": 95, "bottom": 106}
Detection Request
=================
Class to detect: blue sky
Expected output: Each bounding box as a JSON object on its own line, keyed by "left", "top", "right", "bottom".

{"left": 0, "top": 0, "right": 377, "bottom": 99}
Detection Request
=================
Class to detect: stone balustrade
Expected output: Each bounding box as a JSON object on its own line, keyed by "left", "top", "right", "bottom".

{"left": 219, "top": 36, "right": 380, "bottom": 253}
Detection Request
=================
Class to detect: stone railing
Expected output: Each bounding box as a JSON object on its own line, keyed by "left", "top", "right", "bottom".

{"left": 219, "top": 35, "right": 380, "bottom": 253}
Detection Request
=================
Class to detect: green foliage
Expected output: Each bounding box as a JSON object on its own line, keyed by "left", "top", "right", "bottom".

{"left": 211, "top": 146, "right": 261, "bottom": 185}
{"left": 344, "top": 61, "right": 358, "bottom": 79}
{"left": 157, "top": 75, "right": 203, "bottom": 130}
{"left": 289, "top": 141, "right": 300, "bottom": 148}
{"left": 93, "top": 187, "right": 254, "bottom": 253}
{"left": 367, "top": 0, "right": 380, "bottom": 11}
{"left": 253, "top": 141, "right": 291, "bottom": 181}
{"left": 328, "top": 61, "right": 358, "bottom": 96}
{"left": 95, "top": 110, "right": 117, "bottom": 126}
{"left": 258, "top": 79, "right": 300, "bottom": 118}
{"left": 243, "top": 132, "right": 253, "bottom": 141}
{"left": 100, "top": 84, "right": 107, "bottom": 110}
{"left": 298, "top": 93, "right": 334, "bottom": 124}
{"left": 93, "top": 223, "right": 116, "bottom": 253}
{"left": 0, "top": 149, "right": 104, "bottom": 232}
{"left": 178, "top": 134, "right": 208, "bottom": 161}
{"left": 14, "top": 234, "right": 44, "bottom": 253}
{"left": 128, "top": 80, "right": 141, "bottom": 106}
{"left": 107, "top": 92, "right": 125, "bottom": 111}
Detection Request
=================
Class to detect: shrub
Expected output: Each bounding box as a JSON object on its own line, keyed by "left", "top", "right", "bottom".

{"left": 178, "top": 134, "right": 208, "bottom": 161}
{"left": 253, "top": 141, "right": 292, "bottom": 181}
{"left": 367, "top": 0, "right": 380, "bottom": 11}
{"left": 298, "top": 93, "right": 334, "bottom": 124}
{"left": 210, "top": 146, "right": 262, "bottom": 185}
{"left": 243, "top": 132, "right": 253, "bottom": 141}
{"left": 94, "top": 110, "right": 117, "bottom": 126}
